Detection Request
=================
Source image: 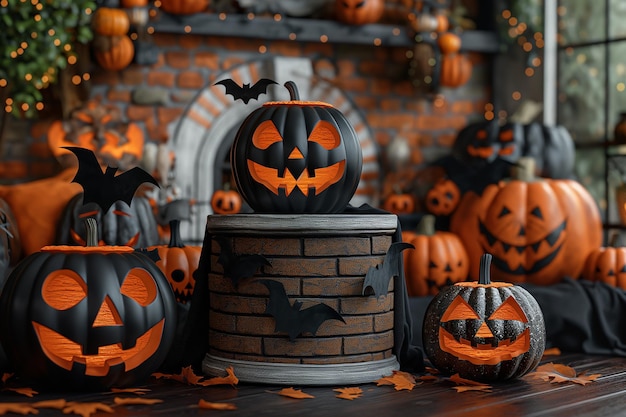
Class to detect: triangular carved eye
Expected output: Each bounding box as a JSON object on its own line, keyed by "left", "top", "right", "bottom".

{"left": 308, "top": 120, "right": 341, "bottom": 150}
{"left": 441, "top": 296, "right": 480, "bottom": 322}
{"left": 531, "top": 207, "right": 543, "bottom": 219}
{"left": 488, "top": 297, "right": 528, "bottom": 323}
{"left": 252, "top": 120, "right": 283, "bottom": 149}
{"left": 498, "top": 207, "right": 511, "bottom": 218}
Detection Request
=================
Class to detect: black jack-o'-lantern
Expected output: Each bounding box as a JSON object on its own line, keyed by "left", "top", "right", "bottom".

{"left": 422, "top": 253, "right": 545, "bottom": 381}
{"left": 452, "top": 120, "right": 522, "bottom": 169}
{"left": 57, "top": 193, "right": 159, "bottom": 248}
{"left": 0, "top": 219, "right": 176, "bottom": 389}
{"left": 231, "top": 81, "right": 363, "bottom": 213}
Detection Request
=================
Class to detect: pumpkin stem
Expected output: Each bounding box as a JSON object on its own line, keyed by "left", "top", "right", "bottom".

{"left": 479, "top": 253, "right": 492, "bottom": 285}
{"left": 84, "top": 217, "right": 98, "bottom": 247}
{"left": 168, "top": 219, "right": 185, "bottom": 248}
{"left": 284, "top": 81, "right": 300, "bottom": 101}
{"left": 416, "top": 214, "right": 436, "bottom": 236}
{"left": 512, "top": 157, "right": 536, "bottom": 182}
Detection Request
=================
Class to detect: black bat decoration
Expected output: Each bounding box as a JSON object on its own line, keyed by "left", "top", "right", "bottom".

{"left": 259, "top": 279, "right": 345, "bottom": 342}
{"left": 64, "top": 147, "right": 159, "bottom": 214}
{"left": 214, "top": 78, "right": 278, "bottom": 104}
{"left": 362, "top": 242, "right": 414, "bottom": 298}
{"left": 135, "top": 247, "right": 161, "bottom": 263}
{"left": 215, "top": 236, "right": 271, "bottom": 286}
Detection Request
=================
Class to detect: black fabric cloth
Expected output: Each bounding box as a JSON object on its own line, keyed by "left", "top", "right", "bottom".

{"left": 176, "top": 205, "right": 424, "bottom": 372}
{"left": 408, "top": 278, "right": 626, "bottom": 358}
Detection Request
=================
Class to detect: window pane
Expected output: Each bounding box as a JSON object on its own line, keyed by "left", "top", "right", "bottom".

{"left": 558, "top": 0, "right": 606, "bottom": 45}
{"left": 557, "top": 46, "right": 606, "bottom": 143}
{"left": 610, "top": 0, "right": 626, "bottom": 39}
{"left": 575, "top": 148, "right": 606, "bottom": 222}
{"left": 609, "top": 41, "right": 626, "bottom": 138}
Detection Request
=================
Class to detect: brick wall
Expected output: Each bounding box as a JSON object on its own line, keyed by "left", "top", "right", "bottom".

{"left": 0, "top": 30, "right": 491, "bottom": 202}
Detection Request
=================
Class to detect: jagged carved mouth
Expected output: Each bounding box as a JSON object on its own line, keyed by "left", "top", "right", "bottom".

{"left": 478, "top": 220, "right": 566, "bottom": 275}
{"left": 439, "top": 327, "right": 531, "bottom": 365}
{"left": 247, "top": 160, "right": 345, "bottom": 196}
{"left": 32, "top": 320, "right": 164, "bottom": 377}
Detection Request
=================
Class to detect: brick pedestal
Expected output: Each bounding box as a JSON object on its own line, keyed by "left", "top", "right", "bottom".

{"left": 201, "top": 213, "right": 400, "bottom": 385}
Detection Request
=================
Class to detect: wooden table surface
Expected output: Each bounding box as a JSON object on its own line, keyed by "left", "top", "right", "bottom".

{"left": 2, "top": 353, "right": 625, "bottom": 416}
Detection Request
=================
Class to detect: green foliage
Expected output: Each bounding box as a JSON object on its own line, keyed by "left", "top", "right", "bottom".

{"left": 0, "top": 0, "right": 96, "bottom": 118}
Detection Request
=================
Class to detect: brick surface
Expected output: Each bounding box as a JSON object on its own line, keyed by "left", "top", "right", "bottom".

{"left": 372, "top": 235, "right": 393, "bottom": 254}
{"left": 338, "top": 255, "right": 383, "bottom": 276}
{"left": 340, "top": 293, "right": 394, "bottom": 315}
{"left": 343, "top": 330, "right": 395, "bottom": 355}
{"left": 209, "top": 330, "right": 262, "bottom": 355}
{"left": 263, "top": 336, "right": 343, "bottom": 357}
{"left": 314, "top": 315, "right": 373, "bottom": 336}
{"left": 303, "top": 237, "right": 371, "bottom": 257}
{"left": 147, "top": 71, "right": 175, "bottom": 88}
{"left": 208, "top": 310, "right": 236, "bottom": 333}
{"left": 265, "top": 258, "right": 337, "bottom": 277}
{"left": 373, "top": 311, "right": 395, "bottom": 332}
{"left": 235, "top": 315, "right": 276, "bottom": 336}
{"left": 234, "top": 237, "right": 301, "bottom": 256}
{"left": 177, "top": 71, "right": 205, "bottom": 89}
{"left": 209, "top": 293, "right": 267, "bottom": 314}
{"left": 301, "top": 276, "right": 363, "bottom": 297}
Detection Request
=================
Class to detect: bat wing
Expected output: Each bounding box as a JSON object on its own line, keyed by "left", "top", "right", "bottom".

{"left": 248, "top": 78, "right": 278, "bottom": 101}
{"left": 136, "top": 248, "right": 161, "bottom": 263}
{"left": 216, "top": 237, "right": 270, "bottom": 286}
{"left": 362, "top": 242, "right": 414, "bottom": 298}
{"left": 112, "top": 166, "right": 160, "bottom": 207}
{"left": 215, "top": 78, "right": 277, "bottom": 104}
{"left": 260, "top": 279, "right": 344, "bottom": 341}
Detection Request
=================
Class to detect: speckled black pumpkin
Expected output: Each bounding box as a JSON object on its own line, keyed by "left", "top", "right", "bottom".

{"left": 230, "top": 81, "right": 363, "bottom": 213}
{"left": 422, "top": 253, "right": 545, "bottom": 381}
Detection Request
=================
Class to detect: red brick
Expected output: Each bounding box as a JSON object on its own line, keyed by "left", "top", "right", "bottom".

{"left": 178, "top": 34, "right": 203, "bottom": 49}
{"left": 121, "top": 68, "right": 145, "bottom": 85}
{"left": 353, "top": 96, "right": 378, "bottom": 112}
{"left": 302, "top": 42, "right": 333, "bottom": 57}
{"left": 236, "top": 315, "right": 277, "bottom": 336}
{"left": 379, "top": 98, "right": 402, "bottom": 112}
{"left": 235, "top": 237, "right": 301, "bottom": 256}
{"left": 157, "top": 107, "right": 184, "bottom": 126}
{"left": 126, "top": 105, "right": 154, "bottom": 121}
{"left": 344, "top": 331, "right": 394, "bottom": 354}
{"left": 303, "top": 237, "right": 370, "bottom": 257}
{"left": 372, "top": 236, "right": 393, "bottom": 254}
{"left": 314, "top": 315, "right": 373, "bottom": 336}
{"left": 177, "top": 71, "right": 205, "bottom": 89}
{"left": 302, "top": 353, "right": 377, "bottom": 364}
{"left": 263, "top": 336, "right": 343, "bottom": 356}
{"left": 147, "top": 71, "right": 175, "bottom": 88}
{"left": 29, "top": 161, "right": 57, "bottom": 178}
{"left": 194, "top": 51, "right": 220, "bottom": 70}
{"left": 437, "top": 133, "right": 457, "bottom": 147}
{"left": 228, "top": 353, "right": 300, "bottom": 364}
{"left": 237, "top": 277, "right": 300, "bottom": 296}
{"left": 373, "top": 311, "right": 394, "bottom": 332}
{"left": 302, "top": 276, "right": 363, "bottom": 297}
{"left": 107, "top": 89, "right": 132, "bottom": 102}
{"left": 338, "top": 255, "right": 383, "bottom": 276}
{"left": 340, "top": 293, "right": 394, "bottom": 315}
{"left": 209, "top": 330, "right": 262, "bottom": 355}
{"left": 209, "top": 310, "right": 236, "bottom": 333}
{"left": 266, "top": 258, "right": 337, "bottom": 277}
{"left": 164, "top": 51, "right": 191, "bottom": 69}
{"left": 210, "top": 293, "right": 267, "bottom": 314}
{"left": 451, "top": 100, "right": 475, "bottom": 114}
{"left": 268, "top": 41, "right": 302, "bottom": 57}
{"left": 151, "top": 32, "right": 179, "bottom": 47}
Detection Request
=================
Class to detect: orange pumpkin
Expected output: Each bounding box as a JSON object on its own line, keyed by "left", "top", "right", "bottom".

{"left": 440, "top": 53, "right": 472, "bottom": 88}
{"left": 211, "top": 187, "right": 242, "bottom": 215}
{"left": 160, "top": 0, "right": 209, "bottom": 15}
{"left": 335, "top": 0, "right": 384, "bottom": 25}
{"left": 382, "top": 192, "right": 416, "bottom": 215}
{"left": 438, "top": 32, "right": 462, "bottom": 54}
{"left": 582, "top": 246, "right": 626, "bottom": 290}
{"left": 450, "top": 158, "right": 603, "bottom": 285}
{"left": 425, "top": 178, "right": 461, "bottom": 216}
{"left": 93, "top": 35, "right": 135, "bottom": 71}
{"left": 121, "top": 0, "right": 148, "bottom": 6}
{"left": 402, "top": 214, "right": 469, "bottom": 296}
{"left": 92, "top": 7, "right": 130, "bottom": 36}
{"left": 47, "top": 101, "right": 144, "bottom": 171}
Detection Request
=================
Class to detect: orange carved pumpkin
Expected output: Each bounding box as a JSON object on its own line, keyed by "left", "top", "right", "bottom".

{"left": 402, "top": 214, "right": 469, "bottom": 296}
{"left": 425, "top": 178, "right": 461, "bottom": 216}
{"left": 160, "top": 0, "right": 209, "bottom": 15}
{"left": 211, "top": 187, "right": 242, "bottom": 215}
{"left": 582, "top": 245, "right": 626, "bottom": 290}
{"left": 92, "top": 7, "right": 130, "bottom": 36}
{"left": 450, "top": 158, "right": 603, "bottom": 285}
{"left": 382, "top": 192, "right": 416, "bottom": 215}
{"left": 422, "top": 253, "right": 545, "bottom": 381}
{"left": 335, "top": 0, "right": 384, "bottom": 25}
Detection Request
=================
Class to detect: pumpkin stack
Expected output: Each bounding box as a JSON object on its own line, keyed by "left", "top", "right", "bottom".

{"left": 92, "top": 7, "right": 134, "bottom": 71}
{"left": 0, "top": 148, "right": 176, "bottom": 390}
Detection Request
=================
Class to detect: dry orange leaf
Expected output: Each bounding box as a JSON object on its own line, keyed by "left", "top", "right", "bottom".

{"left": 452, "top": 385, "right": 493, "bottom": 393}
{"left": 62, "top": 401, "right": 114, "bottom": 417}
{"left": 0, "top": 403, "right": 38, "bottom": 415}
{"left": 198, "top": 366, "right": 239, "bottom": 387}
{"left": 542, "top": 347, "right": 562, "bottom": 357}
{"left": 375, "top": 370, "right": 417, "bottom": 391}
{"left": 33, "top": 399, "right": 67, "bottom": 409}
{"left": 425, "top": 367, "right": 440, "bottom": 375}
{"left": 153, "top": 365, "right": 204, "bottom": 385}
{"left": 4, "top": 387, "right": 38, "bottom": 397}
{"left": 110, "top": 387, "right": 151, "bottom": 395}
{"left": 198, "top": 399, "right": 238, "bottom": 410}
{"left": 1, "top": 373, "right": 13, "bottom": 384}
{"left": 274, "top": 387, "right": 315, "bottom": 399}
{"left": 526, "top": 363, "right": 601, "bottom": 386}
{"left": 418, "top": 375, "right": 440, "bottom": 382}
{"left": 113, "top": 397, "right": 164, "bottom": 405}
{"left": 448, "top": 373, "right": 488, "bottom": 386}
{"left": 333, "top": 387, "right": 363, "bottom": 400}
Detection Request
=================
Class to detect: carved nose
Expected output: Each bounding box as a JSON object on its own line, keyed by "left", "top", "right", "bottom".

{"left": 288, "top": 147, "right": 304, "bottom": 159}
{"left": 475, "top": 322, "right": 494, "bottom": 338}
{"left": 93, "top": 296, "right": 122, "bottom": 327}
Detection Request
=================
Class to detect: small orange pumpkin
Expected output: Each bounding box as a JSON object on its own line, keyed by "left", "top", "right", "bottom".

{"left": 582, "top": 245, "right": 626, "bottom": 290}
{"left": 402, "top": 214, "right": 469, "bottom": 296}
{"left": 438, "top": 32, "right": 462, "bottom": 54}
{"left": 160, "top": 0, "right": 209, "bottom": 15}
{"left": 335, "top": 0, "right": 384, "bottom": 25}
{"left": 440, "top": 53, "right": 472, "bottom": 88}
{"left": 121, "top": 0, "right": 149, "bottom": 6}
{"left": 425, "top": 178, "right": 461, "bottom": 216}
{"left": 211, "top": 186, "right": 242, "bottom": 215}
{"left": 93, "top": 35, "right": 135, "bottom": 71}
{"left": 92, "top": 7, "right": 130, "bottom": 36}
{"left": 382, "top": 192, "right": 416, "bottom": 215}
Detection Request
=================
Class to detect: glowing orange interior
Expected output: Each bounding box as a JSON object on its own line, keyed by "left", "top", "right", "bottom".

{"left": 248, "top": 160, "right": 345, "bottom": 196}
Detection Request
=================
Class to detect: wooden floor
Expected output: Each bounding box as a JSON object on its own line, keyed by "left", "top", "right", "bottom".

{"left": 3, "top": 353, "right": 626, "bottom": 416}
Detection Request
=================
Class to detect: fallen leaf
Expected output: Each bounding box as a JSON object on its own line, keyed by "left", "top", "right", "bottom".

{"left": 448, "top": 374, "right": 488, "bottom": 386}
{"left": 526, "top": 362, "right": 600, "bottom": 386}
{"left": 113, "top": 397, "right": 164, "bottom": 405}
{"left": 62, "top": 401, "right": 115, "bottom": 417}
{"left": 33, "top": 399, "right": 66, "bottom": 409}
{"left": 153, "top": 366, "right": 203, "bottom": 385}
{"left": 1, "top": 373, "right": 13, "bottom": 384}
{"left": 333, "top": 387, "right": 363, "bottom": 400}
{"left": 110, "top": 387, "right": 150, "bottom": 395}
{"left": 375, "top": 370, "right": 417, "bottom": 391}
{"left": 4, "top": 387, "right": 38, "bottom": 397}
{"left": 425, "top": 367, "right": 440, "bottom": 375}
{"left": 0, "top": 403, "right": 38, "bottom": 415}
{"left": 273, "top": 387, "right": 315, "bottom": 399}
{"left": 198, "top": 399, "right": 238, "bottom": 410}
{"left": 198, "top": 366, "right": 239, "bottom": 387}
{"left": 452, "top": 385, "right": 493, "bottom": 393}
{"left": 417, "top": 375, "right": 440, "bottom": 382}
{"left": 542, "top": 347, "right": 562, "bottom": 357}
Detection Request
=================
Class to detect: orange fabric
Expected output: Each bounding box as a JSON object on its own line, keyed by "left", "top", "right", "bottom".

{"left": 0, "top": 168, "right": 82, "bottom": 258}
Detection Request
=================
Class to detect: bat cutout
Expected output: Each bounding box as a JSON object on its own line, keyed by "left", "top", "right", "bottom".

{"left": 259, "top": 279, "right": 345, "bottom": 342}
{"left": 64, "top": 147, "right": 159, "bottom": 214}
{"left": 362, "top": 242, "right": 414, "bottom": 298}
{"left": 214, "top": 78, "right": 278, "bottom": 104}
{"left": 215, "top": 236, "right": 271, "bottom": 286}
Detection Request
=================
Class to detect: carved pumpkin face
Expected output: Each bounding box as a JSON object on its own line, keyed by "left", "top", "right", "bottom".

{"left": 453, "top": 121, "right": 522, "bottom": 168}
{"left": 58, "top": 194, "right": 159, "bottom": 248}
{"left": 423, "top": 254, "right": 545, "bottom": 381}
{"left": 0, "top": 245, "right": 176, "bottom": 389}
{"left": 231, "top": 81, "right": 362, "bottom": 213}
{"left": 582, "top": 247, "right": 626, "bottom": 290}
{"left": 382, "top": 193, "right": 415, "bottom": 215}
{"left": 450, "top": 176, "right": 602, "bottom": 285}
{"left": 425, "top": 178, "right": 461, "bottom": 216}
{"left": 211, "top": 188, "right": 242, "bottom": 215}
